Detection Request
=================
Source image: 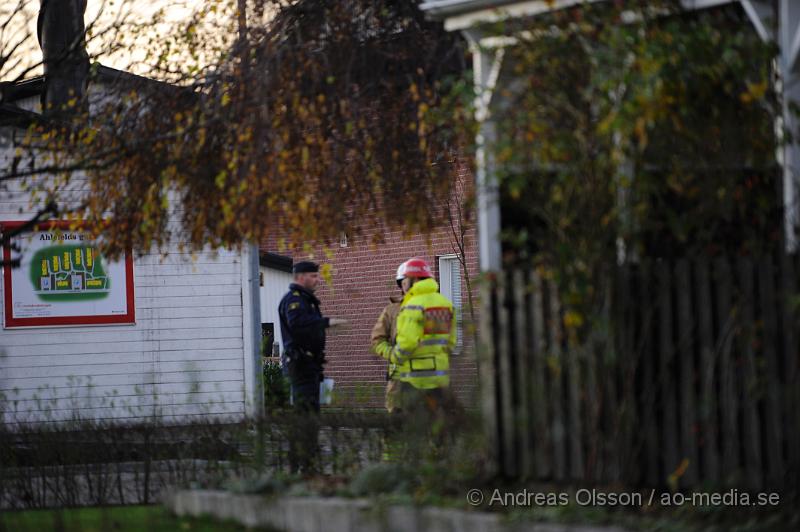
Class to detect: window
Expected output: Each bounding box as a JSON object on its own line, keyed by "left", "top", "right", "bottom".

{"left": 261, "top": 323, "right": 277, "bottom": 357}
{"left": 438, "top": 254, "right": 462, "bottom": 352}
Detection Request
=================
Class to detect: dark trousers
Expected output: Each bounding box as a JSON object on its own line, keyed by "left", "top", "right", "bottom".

{"left": 384, "top": 382, "right": 463, "bottom": 461}
{"left": 288, "top": 370, "right": 321, "bottom": 473}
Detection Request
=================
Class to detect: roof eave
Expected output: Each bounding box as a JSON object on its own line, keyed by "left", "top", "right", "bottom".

{"left": 419, "top": 0, "right": 520, "bottom": 18}
{"left": 420, "top": 0, "right": 602, "bottom": 33}
{"left": 0, "top": 103, "right": 42, "bottom": 129}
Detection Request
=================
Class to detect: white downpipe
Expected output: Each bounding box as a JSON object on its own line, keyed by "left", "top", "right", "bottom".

{"left": 242, "top": 243, "right": 263, "bottom": 418}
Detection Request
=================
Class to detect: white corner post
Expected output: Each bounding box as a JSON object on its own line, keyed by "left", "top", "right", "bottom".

{"left": 242, "top": 242, "right": 264, "bottom": 418}
{"left": 466, "top": 29, "right": 505, "bottom": 272}
{"left": 464, "top": 28, "right": 506, "bottom": 479}
{"left": 746, "top": 0, "right": 800, "bottom": 251}
{"left": 778, "top": 0, "right": 800, "bottom": 251}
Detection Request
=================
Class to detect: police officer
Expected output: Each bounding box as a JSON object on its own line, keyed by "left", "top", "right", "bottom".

{"left": 278, "top": 260, "right": 346, "bottom": 472}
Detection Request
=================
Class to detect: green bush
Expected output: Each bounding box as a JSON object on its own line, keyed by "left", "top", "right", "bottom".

{"left": 263, "top": 359, "right": 290, "bottom": 411}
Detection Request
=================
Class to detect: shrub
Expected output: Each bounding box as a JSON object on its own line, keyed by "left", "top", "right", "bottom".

{"left": 263, "top": 359, "right": 290, "bottom": 411}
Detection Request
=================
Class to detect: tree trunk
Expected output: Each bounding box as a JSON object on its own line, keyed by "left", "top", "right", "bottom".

{"left": 37, "top": 0, "right": 89, "bottom": 115}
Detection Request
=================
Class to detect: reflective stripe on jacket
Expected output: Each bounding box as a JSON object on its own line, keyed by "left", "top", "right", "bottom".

{"left": 391, "top": 278, "right": 456, "bottom": 389}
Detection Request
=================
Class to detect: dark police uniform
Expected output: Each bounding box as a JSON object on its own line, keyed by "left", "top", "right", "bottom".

{"left": 278, "top": 282, "right": 329, "bottom": 412}
{"left": 278, "top": 262, "right": 330, "bottom": 473}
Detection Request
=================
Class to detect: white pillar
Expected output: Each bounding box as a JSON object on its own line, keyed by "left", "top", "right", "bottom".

{"left": 242, "top": 242, "right": 263, "bottom": 418}
{"left": 779, "top": 0, "right": 800, "bottom": 251}
{"left": 467, "top": 31, "right": 505, "bottom": 271}
{"left": 742, "top": 0, "right": 799, "bottom": 251}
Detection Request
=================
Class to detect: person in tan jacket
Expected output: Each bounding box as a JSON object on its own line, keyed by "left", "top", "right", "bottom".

{"left": 370, "top": 288, "right": 403, "bottom": 412}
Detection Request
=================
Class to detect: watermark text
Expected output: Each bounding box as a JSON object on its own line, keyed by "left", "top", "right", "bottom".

{"left": 466, "top": 488, "right": 781, "bottom": 509}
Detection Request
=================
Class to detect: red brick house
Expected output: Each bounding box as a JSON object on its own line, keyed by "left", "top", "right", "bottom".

{"left": 259, "top": 171, "right": 479, "bottom": 409}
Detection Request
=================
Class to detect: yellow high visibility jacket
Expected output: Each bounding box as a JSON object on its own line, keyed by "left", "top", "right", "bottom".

{"left": 390, "top": 278, "right": 456, "bottom": 389}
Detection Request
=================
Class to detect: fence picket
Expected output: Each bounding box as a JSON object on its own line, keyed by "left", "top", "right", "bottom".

{"left": 657, "top": 262, "right": 680, "bottom": 481}
{"left": 737, "top": 258, "right": 763, "bottom": 490}
{"left": 478, "top": 278, "right": 500, "bottom": 476}
{"left": 512, "top": 269, "right": 532, "bottom": 478}
{"left": 676, "top": 259, "right": 699, "bottom": 486}
{"left": 610, "top": 268, "right": 622, "bottom": 483}
{"left": 715, "top": 257, "right": 739, "bottom": 485}
{"left": 547, "top": 280, "right": 567, "bottom": 481}
{"left": 584, "top": 302, "right": 602, "bottom": 483}
{"left": 781, "top": 254, "right": 799, "bottom": 484}
{"left": 694, "top": 259, "right": 719, "bottom": 483}
{"left": 613, "top": 265, "right": 635, "bottom": 482}
{"left": 530, "top": 272, "right": 550, "bottom": 478}
{"left": 565, "top": 309, "right": 584, "bottom": 480}
{"left": 496, "top": 273, "right": 516, "bottom": 477}
{"left": 758, "top": 256, "right": 783, "bottom": 488}
{"left": 639, "top": 262, "right": 659, "bottom": 486}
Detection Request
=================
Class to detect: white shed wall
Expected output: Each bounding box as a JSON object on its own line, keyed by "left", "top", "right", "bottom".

{"left": 0, "top": 140, "right": 256, "bottom": 425}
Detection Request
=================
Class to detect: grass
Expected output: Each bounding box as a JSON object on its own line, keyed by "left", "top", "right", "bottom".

{"left": 0, "top": 504, "right": 279, "bottom": 532}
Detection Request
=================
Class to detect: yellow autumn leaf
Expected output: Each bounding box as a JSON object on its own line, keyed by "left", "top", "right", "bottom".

{"left": 320, "top": 263, "right": 333, "bottom": 285}
{"left": 564, "top": 310, "right": 584, "bottom": 329}
{"left": 741, "top": 79, "right": 768, "bottom": 103}
{"left": 546, "top": 355, "right": 561, "bottom": 377}
{"left": 667, "top": 458, "right": 690, "bottom": 492}
{"left": 214, "top": 170, "right": 227, "bottom": 190}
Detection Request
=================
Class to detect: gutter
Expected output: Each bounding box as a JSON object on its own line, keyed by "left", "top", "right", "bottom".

{"left": 0, "top": 103, "right": 41, "bottom": 128}
{"left": 420, "top": 0, "right": 520, "bottom": 17}
{"left": 0, "top": 78, "right": 45, "bottom": 104}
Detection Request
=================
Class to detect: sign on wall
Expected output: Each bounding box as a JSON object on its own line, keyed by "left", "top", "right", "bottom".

{"left": 2, "top": 221, "right": 135, "bottom": 328}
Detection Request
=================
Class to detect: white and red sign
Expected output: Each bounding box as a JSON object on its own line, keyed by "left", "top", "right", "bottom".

{"left": 2, "top": 221, "right": 135, "bottom": 328}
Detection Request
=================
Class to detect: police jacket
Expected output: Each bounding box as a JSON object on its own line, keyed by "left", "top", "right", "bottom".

{"left": 279, "top": 283, "right": 329, "bottom": 358}
{"left": 390, "top": 278, "right": 456, "bottom": 389}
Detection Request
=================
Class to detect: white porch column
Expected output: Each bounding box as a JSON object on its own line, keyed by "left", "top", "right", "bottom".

{"left": 242, "top": 242, "right": 264, "bottom": 418}
{"left": 778, "top": 0, "right": 800, "bottom": 251}
{"left": 467, "top": 30, "right": 505, "bottom": 271}
{"left": 742, "top": 0, "right": 800, "bottom": 251}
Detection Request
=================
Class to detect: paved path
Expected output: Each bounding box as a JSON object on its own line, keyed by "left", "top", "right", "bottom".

{"left": 166, "top": 490, "right": 632, "bottom": 532}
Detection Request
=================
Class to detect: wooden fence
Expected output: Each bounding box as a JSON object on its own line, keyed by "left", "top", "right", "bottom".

{"left": 479, "top": 254, "right": 800, "bottom": 490}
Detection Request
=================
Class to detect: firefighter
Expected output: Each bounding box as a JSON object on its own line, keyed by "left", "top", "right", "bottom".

{"left": 377, "top": 258, "right": 459, "bottom": 458}
{"left": 390, "top": 257, "right": 456, "bottom": 394}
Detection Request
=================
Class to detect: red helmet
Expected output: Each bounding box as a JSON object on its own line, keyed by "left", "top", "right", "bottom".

{"left": 396, "top": 257, "right": 432, "bottom": 280}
